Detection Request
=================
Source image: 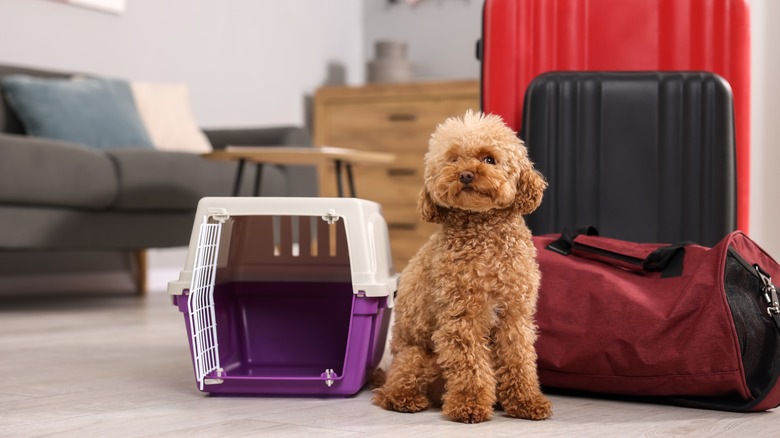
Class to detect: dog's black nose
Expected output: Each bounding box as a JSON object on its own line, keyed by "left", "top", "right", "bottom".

{"left": 459, "top": 171, "right": 474, "bottom": 184}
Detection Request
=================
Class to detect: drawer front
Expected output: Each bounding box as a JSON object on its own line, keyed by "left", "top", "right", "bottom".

{"left": 359, "top": 168, "right": 420, "bottom": 206}
{"left": 322, "top": 99, "right": 479, "bottom": 152}
{"left": 383, "top": 205, "right": 424, "bottom": 229}
{"left": 319, "top": 152, "right": 424, "bottom": 204}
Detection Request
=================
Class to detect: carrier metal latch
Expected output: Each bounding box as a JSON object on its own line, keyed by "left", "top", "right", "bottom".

{"left": 204, "top": 368, "right": 225, "bottom": 385}
{"left": 755, "top": 265, "right": 780, "bottom": 320}
{"left": 322, "top": 368, "right": 336, "bottom": 387}
{"left": 321, "top": 209, "right": 340, "bottom": 225}
{"left": 207, "top": 208, "right": 230, "bottom": 223}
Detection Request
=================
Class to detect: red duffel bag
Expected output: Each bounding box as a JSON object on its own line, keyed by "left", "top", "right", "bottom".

{"left": 534, "top": 228, "right": 780, "bottom": 412}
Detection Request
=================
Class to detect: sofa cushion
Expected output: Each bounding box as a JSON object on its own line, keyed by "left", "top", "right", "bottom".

{"left": 0, "top": 65, "right": 72, "bottom": 135}
{"left": 0, "top": 134, "right": 118, "bottom": 209}
{"left": 0, "top": 75, "right": 155, "bottom": 150}
{"left": 0, "top": 206, "right": 194, "bottom": 249}
{"left": 107, "top": 149, "right": 237, "bottom": 211}
{"left": 130, "top": 82, "right": 213, "bottom": 153}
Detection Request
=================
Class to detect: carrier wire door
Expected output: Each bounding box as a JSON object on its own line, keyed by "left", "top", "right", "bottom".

{"left": 188, "top": 220, "right": 223, "bottom": 390}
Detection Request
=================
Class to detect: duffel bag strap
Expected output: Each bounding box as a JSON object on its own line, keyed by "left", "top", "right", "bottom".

{"left": 545, "top": 226, "right": 599, "bottom": 255}
{"left": 547, "top": 227, "right": 687, "bottom": 278}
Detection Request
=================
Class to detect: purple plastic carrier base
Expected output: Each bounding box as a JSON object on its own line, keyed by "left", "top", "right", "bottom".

{"left": 174, "top": 281, "right": 391, "bottom": 396}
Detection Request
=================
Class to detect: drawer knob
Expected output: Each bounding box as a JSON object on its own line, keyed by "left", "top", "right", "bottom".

{"left": 388, "top": 113, "right": 417, "bottom": 122}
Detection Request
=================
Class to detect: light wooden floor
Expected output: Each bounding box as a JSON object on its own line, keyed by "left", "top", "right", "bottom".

{"left": 0, "top": 290, "right": 777, "bottom": 437}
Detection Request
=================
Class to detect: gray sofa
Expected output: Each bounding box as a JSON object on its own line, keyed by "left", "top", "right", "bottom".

{"left": 0, "top": 64, "right": 316, "bottom": 293}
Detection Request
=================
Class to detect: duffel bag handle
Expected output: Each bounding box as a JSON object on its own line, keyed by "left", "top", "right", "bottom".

{"left": 547, "top": 228, "right": 687, "bottom": 278}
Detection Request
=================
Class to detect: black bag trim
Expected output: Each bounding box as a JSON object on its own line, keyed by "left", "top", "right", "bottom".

{"left": 546, "top": 227, "right": 686, "bottom": 278}
{"left": 646, "top": 245, "right": 687, "bottom": 278}
{"left": 545, "top": 226, "right": 599, "bottom": 255}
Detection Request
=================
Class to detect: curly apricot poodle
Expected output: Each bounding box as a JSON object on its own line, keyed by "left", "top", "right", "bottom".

{"left": 373, "top": 110, "right": 552, "bottom": 423}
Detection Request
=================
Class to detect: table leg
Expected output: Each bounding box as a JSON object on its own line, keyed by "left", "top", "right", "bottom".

{"left": 335, "top": 159, "right": 345, "bottom": 198}
{"left": 254, "top": 163, "right": 264, "bottom": 196}
{"left": 232, "top": 159, "right": 246, "bottom": 196}
{"left": 346, "top": 163, "right": 356, "bottom": 197}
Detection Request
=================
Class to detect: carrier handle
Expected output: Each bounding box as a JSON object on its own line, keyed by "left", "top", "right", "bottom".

{"left": 546, "top": 227, "right": 686, "bottom": 278}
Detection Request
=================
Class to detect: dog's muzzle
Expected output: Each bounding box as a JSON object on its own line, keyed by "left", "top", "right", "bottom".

{"left": 459, "top": 171, "right": 474, "bottom": 185}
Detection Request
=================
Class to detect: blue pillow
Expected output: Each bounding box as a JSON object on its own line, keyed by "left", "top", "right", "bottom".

{"left": 1, "top": 75, "right": 155, "bottom": 150}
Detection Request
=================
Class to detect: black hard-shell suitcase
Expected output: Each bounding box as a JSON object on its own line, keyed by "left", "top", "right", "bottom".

{"left": 520, "top": 71, "right": 737, "bottom": 247}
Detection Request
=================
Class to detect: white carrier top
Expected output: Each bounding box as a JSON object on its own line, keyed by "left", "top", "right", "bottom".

{"left": 168, "top": 197, "right": 399, "bottom": 305}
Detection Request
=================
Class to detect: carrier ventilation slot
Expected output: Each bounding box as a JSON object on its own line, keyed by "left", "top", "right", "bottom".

{"left": 188, "top": 221, "right": 223, "bottom": 389}
{"left": 223, "top": 214, "right": 352, "bottom": 284}
{"left": 269, "top": 215, "right": 342, "bottom": 258}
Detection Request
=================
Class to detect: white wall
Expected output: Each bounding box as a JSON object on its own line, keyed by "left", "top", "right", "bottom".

{"left": 0, "top": 0, "right": 364, "bottom": 128}
{"left": 749, "top": 0, "right": 780, "bottom": 256}
{"left": 363, "top": 0, "right": 483, "bottom": 81}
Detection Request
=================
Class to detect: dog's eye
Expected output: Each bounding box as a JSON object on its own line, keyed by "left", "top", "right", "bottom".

{"left": 482, "top": 156, "right": 496, "bottom": 165}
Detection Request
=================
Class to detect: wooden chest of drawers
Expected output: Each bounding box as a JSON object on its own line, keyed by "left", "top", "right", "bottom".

{"left": 313, "top": 80, "right": 480, "bottom": 270}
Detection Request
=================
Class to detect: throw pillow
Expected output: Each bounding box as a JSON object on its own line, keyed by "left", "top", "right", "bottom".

{"left": 130, "top": 81, "right": 212, "bottom": 153}
{"left": 0, "top": 75, "right": 155, "bottom": 150}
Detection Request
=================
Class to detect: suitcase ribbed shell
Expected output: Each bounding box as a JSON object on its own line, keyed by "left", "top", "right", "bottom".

{"left": 521, "top": 72, "right": 736, "bottom": 246}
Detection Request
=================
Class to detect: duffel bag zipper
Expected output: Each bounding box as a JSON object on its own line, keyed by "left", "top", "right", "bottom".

{"left": 755, "top": 265, "right": 780, "bottom": 319}
{"left": 728, "top": 247, "right": 780, "bottom": 330}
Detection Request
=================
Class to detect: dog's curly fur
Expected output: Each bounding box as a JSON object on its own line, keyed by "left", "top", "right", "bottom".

{"left": 372, "top": 110, "right": 552, "bottom": 423}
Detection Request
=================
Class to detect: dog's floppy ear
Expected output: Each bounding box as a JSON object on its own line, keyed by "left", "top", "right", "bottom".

{"left": 516, "top": 165, "right": 547, "bottom": 215}
{"left": 418, "top": 187, "right": 444, "bottom": 223}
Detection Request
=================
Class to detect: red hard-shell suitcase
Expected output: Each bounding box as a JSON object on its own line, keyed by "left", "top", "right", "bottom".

{"left": 480, "top": 0, "right": 751, "bottom": 231}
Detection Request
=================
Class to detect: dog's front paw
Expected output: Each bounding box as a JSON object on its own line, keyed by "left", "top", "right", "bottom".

{"left": 502, "top": 393, "right": 553, "bottom": 421}
{"left": 372, "top": 387, "right": 431, "bottom": 413}
{"left": 442, "top": 397, "right": 494, "bottom": 424}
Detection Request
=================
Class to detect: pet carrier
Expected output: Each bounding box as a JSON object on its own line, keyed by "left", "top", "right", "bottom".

{"left": 168, "top": 197, "right": 398, "bottom": 396}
